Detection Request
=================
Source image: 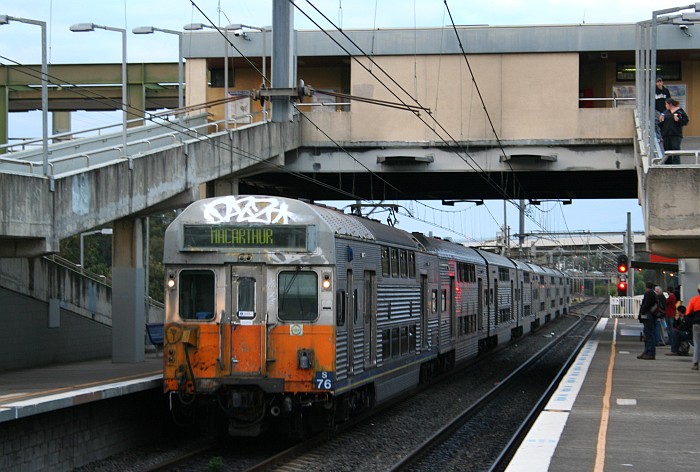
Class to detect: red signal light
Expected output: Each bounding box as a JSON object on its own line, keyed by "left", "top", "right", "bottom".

{"left": 617, "top": 280, "right": 628, "bottom": 296}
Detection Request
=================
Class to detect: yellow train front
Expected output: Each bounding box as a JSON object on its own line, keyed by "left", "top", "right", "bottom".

{"left": 162, "top": 195, "right": 380, "bottom": 436}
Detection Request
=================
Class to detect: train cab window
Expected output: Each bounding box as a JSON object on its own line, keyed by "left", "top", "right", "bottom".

{"left": 178, "top": 270, "right": 215, "bottom": 321}
{"left": 391, "top": 248, "right": 399, "bottom": 277}
{"left": 278, "top": 271, "right": 318, "bottom": 322}
{"left": 381, "top": 247, "right": 390, "bottom": 276}
{"left": 408, "top": 252, "right": 416, "bottom": 278}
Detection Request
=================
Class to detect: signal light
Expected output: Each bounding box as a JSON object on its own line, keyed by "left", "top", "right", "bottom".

{"left": 617, "top": 254, "right": 629, "bottom": 273}
{"left": 617, "top": 280, "right": 628, "bottom": 296}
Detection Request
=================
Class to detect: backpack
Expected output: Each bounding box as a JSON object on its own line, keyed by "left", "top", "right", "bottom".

{"left": 651, "top": 299, "right": 666, "bottom": 318}
{"left": 678, "top": 314, "right": 694, "bottom": 333}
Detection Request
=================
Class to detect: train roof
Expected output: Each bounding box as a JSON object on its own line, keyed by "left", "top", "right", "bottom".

{"left": 411, "top": 233, "right": 484, "bottom": 263}
{"left": 169, "top": 195, "right": 424, "bottom": 248}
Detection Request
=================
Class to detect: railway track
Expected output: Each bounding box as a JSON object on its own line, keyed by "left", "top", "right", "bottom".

{"left": 392, "top": 301, "right": 605, "bottom": 471}
{"left": 80, "top": 300, "right": 605, "bottom": 471}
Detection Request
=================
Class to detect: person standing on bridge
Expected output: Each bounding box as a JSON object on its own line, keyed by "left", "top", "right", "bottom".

{"left": 655, "top": 77, "right": 671, "bottom": 115}
{"left": 638, "top": 281, "right": 659, "bottom": 360}
{"left": 659, "top": 98, "right": 689, "bottom": 164}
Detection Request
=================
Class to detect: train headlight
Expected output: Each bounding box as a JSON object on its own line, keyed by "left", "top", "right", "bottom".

{"left": 322, "top": 272, "right": 332, "bottom": 291}
{"left": 167, "top": 272, "right": 176, "bottom": 290}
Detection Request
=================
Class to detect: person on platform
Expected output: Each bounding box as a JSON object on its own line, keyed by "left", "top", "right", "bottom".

{"left": 638, "top": 282, "right": 659, "bottom": 360}
{"left": 666, "top": 305, "right": 692, "bottom": 356}
{"left": 654, "top": 286, "right": 666, "bottom": 346}
{"left": 685, "top": 284, "right": 700, "bottom": 370}
{"left": 664, "top": 285, "right": 677, "bottom": 344}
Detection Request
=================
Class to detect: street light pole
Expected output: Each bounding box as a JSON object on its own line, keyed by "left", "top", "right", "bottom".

{"left": 70, "top": 23, "right": 128, "bottom": 162}
{"left": 80, "top": 228, "right": 113, "bottom": 270}
{"left": 0, "top": 15, "right": 49, "bottom": 177}
{"left": 132, "top": 26, "right": 184, "bottom": 120}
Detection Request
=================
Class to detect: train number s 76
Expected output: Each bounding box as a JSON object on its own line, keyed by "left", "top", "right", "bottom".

{"left": 314, "top": 371, "right": 334, "bottom": 390}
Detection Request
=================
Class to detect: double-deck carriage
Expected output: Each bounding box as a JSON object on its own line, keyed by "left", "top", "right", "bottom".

{"left": 161, "top": 195, "right": 570, "bottom": 437}
{"left": 162, "top": 195, "right": 439, "bottom": 436}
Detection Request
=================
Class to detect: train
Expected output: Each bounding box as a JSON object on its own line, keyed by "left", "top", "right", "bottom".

{"left": 162, "top": 195, "right": 571, "bottom": 437}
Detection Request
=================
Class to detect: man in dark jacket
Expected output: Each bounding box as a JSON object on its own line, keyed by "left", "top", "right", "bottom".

{"left": 638, "top": 281, "right": 658, "bottom": 360}
{"left": 655, "top": 77, "right": 671, "bottom": 114}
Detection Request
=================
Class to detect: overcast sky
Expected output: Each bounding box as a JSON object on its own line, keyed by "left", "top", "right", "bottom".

{"left": 2, "top": 0, "right": 684, "bottom": 240}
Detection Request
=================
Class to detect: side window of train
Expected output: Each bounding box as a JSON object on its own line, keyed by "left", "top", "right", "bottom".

{"left": 399, "top": 250, "right": 408, "bottom": 278}
{"left": 408, "top": 252, "right": 416, "bottom": 278}
{"left": 381, "top": 247, "right": 390, "bottom": 277}
{"left": 441, "top": 289, "right": 447, "bottom": 312}
{"left": 431, "top": 289, "right": 438, "bottom": 313}
{"left": 278, "top": 271, "right": 318, "bottom": 322}
{"left": 391, "top": 248, "right": 399, "bottom": 277}
{"left": 354, "top": 289, "right": 359, "bottom": 323}
{"left": 336, "top": 290, "right": 346, "bottom": 326}
{"left": 178, "top": 270, "right": 216, "bottom": 321}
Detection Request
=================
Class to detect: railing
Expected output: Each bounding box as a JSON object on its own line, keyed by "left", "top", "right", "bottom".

{"left": 609, "top": 295, "right": 643, "bottom": 318}
{"left": 651, "top": 149, "right": 700, "bottom": 166}
{"left": 578, "top": 97, "right": 636, "bottom": 108}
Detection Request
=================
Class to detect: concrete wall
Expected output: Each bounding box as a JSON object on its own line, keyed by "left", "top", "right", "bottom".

{"left": 0, "top": 257, "right": 163, "bottom": 370}
{"left": 298, "top": 53, "right": 633, "bottom": 145}
{"left": 644, "top": 166, "right": 700, "bottom": 257}
{"left": 0, "top": 389, "right": 167, "bottom": 471}
{"left": 0, "top": 287, "right": 111, "bottom": 370}
{"left": 0, "top": 257, "right": 113, "bottom": 325}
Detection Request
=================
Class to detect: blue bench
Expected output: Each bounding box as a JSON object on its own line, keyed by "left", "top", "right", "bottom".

{"left": 146, "top": 323, "right": 164, "bottom": 356}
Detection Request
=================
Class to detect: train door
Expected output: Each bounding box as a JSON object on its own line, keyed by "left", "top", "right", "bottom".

{"left": 363, "top": 270, "right": 377, "bottom": 369}
{"left": 229, "top": 266, "right": 265, "bottom": 375}
{"left": 421, "top": 274, "right": 429, "bottom": 349}
{"left": 511, "top": 280, "right": 515, "bottom": 323}
{"left": 450, "top": 275, "right": 456, "bottom": 341}
{"left": 494, "top": 279, "right": 499, "bottom": 325}
{"left": 477, "top": 278, "right": 484, "bottom": 331}
{"left": 347, "top": 269, "right": 354, "bottom": 375}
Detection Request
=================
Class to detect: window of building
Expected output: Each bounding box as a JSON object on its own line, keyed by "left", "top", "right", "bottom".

{"left": 616, "top": 62, "right": 681, "bottom": 82}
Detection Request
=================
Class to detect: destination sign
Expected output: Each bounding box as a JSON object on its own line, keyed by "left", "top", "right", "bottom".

{"left": 183, "top": 224, "right": 309, "bottom": 250}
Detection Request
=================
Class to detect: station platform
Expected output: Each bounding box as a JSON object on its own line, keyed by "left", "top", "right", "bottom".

{"left": 0, "top": 355, "right": 162, "bottom": 423}
{"left": 508, "top": 315, "right": 700, "bottom": 471}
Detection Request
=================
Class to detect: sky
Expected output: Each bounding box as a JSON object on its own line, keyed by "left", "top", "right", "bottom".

{"left": 2, "top": 0, "right": 686, "bottom": 241}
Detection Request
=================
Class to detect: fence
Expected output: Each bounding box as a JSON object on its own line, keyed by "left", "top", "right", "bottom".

{"left": 609, "top": 295, "right": 643, "bottom": 318}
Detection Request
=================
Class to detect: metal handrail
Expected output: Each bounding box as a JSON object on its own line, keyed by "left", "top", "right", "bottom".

{"left": 578, "top": 97, "right": 636, "bottom": 108}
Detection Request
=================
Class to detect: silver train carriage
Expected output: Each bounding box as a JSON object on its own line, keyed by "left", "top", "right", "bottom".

{"left": 161, "top": 195, "right": 570, "bottom": 436}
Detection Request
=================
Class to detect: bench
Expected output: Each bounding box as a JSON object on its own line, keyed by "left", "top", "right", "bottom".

{"left": 146, "top": 322, "right": 164, "bottom": 356}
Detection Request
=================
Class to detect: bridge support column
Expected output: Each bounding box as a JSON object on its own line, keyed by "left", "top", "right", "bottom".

{"left": 0, "top": 84, "right": 7, "bottom": 152}
{"left": 111, "top": 217, "right": 145, "bottom": 363}
{"left": 51, "top": 111, "right": 71, "bottom": 142}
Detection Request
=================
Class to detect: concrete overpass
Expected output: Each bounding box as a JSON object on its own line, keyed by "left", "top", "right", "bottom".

{"left": 2, "top": 20, "right": 700, "bottom": 367}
